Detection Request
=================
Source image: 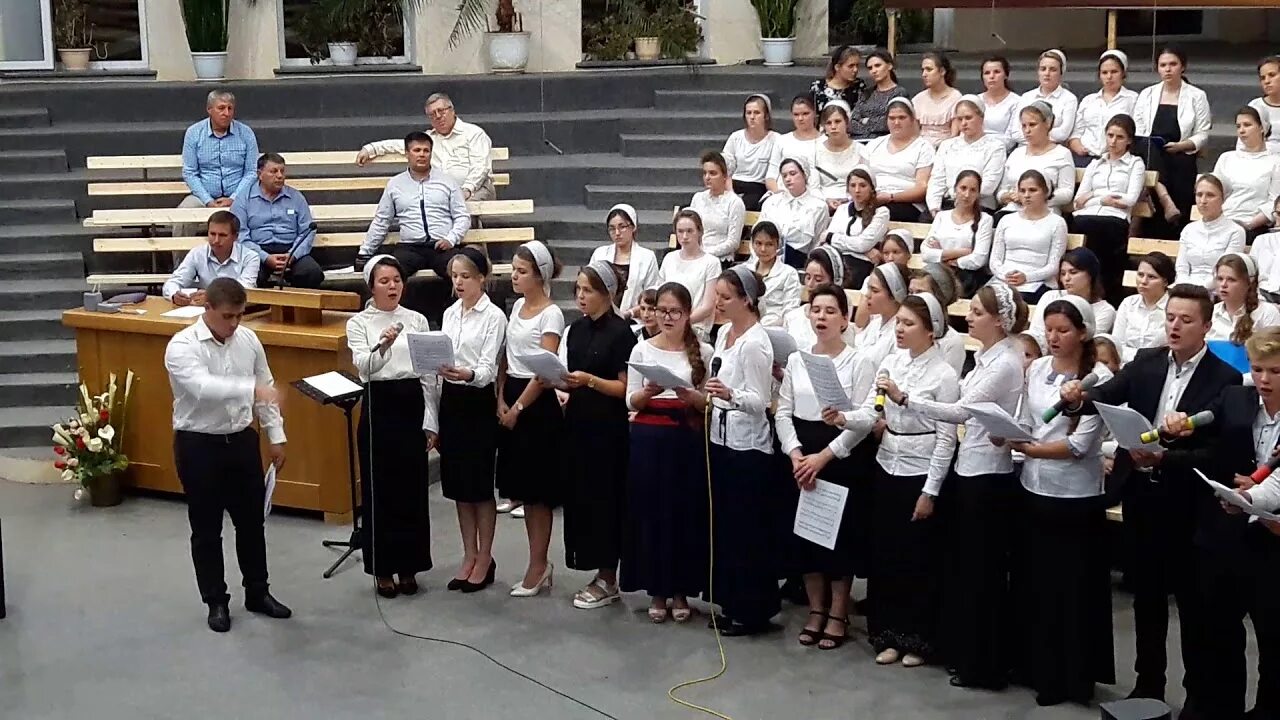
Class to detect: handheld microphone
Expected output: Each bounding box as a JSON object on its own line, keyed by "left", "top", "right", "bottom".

{"left": 1138, "top": 410, "right": 1215, "bottom": 444}
{"left": 370, "top": 322, "right": 404, "bottom": 352}
{"left": 276, "top": 222, "right": 319, "bottom": 289}
{"left": 874, "top": 369, "right": 890, "bottom": 413}
{"left": 710, "top": 357, "right": 722, "bottom": 378}
{"left": 1043, "top": 372, "right": 1100, "bottom": 423}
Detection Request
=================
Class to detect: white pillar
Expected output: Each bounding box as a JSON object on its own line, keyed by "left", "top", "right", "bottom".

{"left": 794, "top": 0, "right": 828, "bottom": 59}
{"left": 225, "top": 0, "right": 279, "bottom": 79}
{"left": 146, "top": 0, "right": 195, "bottom": 80}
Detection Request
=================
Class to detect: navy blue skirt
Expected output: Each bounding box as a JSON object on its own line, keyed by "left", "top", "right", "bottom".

{"left": 704, "top": 444, "right": 782, "bottom": 625}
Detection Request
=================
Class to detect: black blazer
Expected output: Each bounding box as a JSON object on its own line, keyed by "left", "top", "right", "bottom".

{"left": 1203, "top": 385, "right": 1263, "bottom": 549}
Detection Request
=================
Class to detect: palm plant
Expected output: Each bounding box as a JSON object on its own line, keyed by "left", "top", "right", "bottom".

{"left": 749, "top": 0, "right": 797, "bottom": 38}
{"left": 182, "top": 0, "right": 229, "bottom": 52}
{"left": 449, "top": 0, "right": 523, "bottom": 48}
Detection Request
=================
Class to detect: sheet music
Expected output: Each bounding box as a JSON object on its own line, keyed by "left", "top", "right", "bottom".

{"left": 405, "top": 331, "right": 455, "bottom": 375}
{"left": 1196, "top": 469, "right": 1280, "bottom": 522}
{"left": 793, "top": 479, "right": 849, "bottom": 550}
{"left": 626, "top": 361, "right": 692, "bottom": 389}
{"left": 799, "top": 351, "right": 852, "bottom": 411}
{"left": 161, "top": 306, "right": 205, "bottom": 318}
{"left": 516, "top": 350, "right": 570, "bottom": 387}
{"left": 303, "top": 371, "right": 364, "bottom": 398}
{"left": 263, "top": 464, "right": 277, "bottom": 519}
{"left": 964, "top": 401, "right": 1036, "bottom": 442}
{"left": 765, "top": 327, "right": 798, "bottom": 363}
{"left": 1095, "top": 402, "right": 1163, "bottom": 451}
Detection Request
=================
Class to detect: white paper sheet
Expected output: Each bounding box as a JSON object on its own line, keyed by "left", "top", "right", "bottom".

{"left": 626, "top": 361, "right": 692, "bottom": 389}
{"left": 1094, "top": 402, "right": 1163, "bottom": 451}
{"left": 263, "top": 464, "right": 277, "bottom": 519}
{"left": 1195, "top": 469, "right": 1280, "bottom": 522}
{"left": 964, "top": 401, "right": 1036, "bottom": 442}
{"left": 160, "top": 305, "right": 206, "bottom": 318}
{"left": 800, "top": 351, "right": 853, "bottom": 411}
{"left": 405, "top": 331, "right": 455, "bottom": 375}
{"left": 764, "top": 327, "right": 798, "bottom": 363}
{"left": 516, "top": 350, "right": 571, "bottom": 387}
{"left": 303, "top": 371, "right": 364, "bottom": 399}
{"left": 793, "top": 479, "right": 850, "bottom": 550}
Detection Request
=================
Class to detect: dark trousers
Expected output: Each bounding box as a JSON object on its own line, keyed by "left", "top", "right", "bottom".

{"left": 884, "top": 202, "right": 921, "bottom": 223}
{"left": 783, "top": 244, "right": 807, "bottom": 269}
{"left": 394, "top": 242, "right": 456, "bottom": 279}
{"left": 1075, "top": 215, "right": 1131, "bottom": 306}
{"left": 255, "top": 244, "right": 325, "bottom": 289}
{"left": 174, "top": 428, "right": 269, "bottom": 606}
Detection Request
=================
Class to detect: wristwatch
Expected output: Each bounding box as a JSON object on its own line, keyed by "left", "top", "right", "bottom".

{"left": 513, "top": 401, "right": 524, "bottom": 413}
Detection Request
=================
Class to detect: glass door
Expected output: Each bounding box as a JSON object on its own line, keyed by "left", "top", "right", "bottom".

{"left": 0, "top": 0, "right": 55, "bottom": 70}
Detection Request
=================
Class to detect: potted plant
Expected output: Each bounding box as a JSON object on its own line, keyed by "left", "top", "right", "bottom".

{"left": 52, "top": 372, "right": 135, "bottom": 508}
{"left": 750, "top": 0, "right": 797, "bottom": 66}
{"left": 182, "top": 0, "right": 230, "bottom": 79}
{"left": 297, "top": 0, "right": 420, "bottom": 66}
{"left": 53, "top": 0, "right": 93, "bottom": 71}
{"left": 583, "top": 0, "right": 701, "bottom": 63}
{"left": 447, "top": 0, "right": 529, "bottom": 73}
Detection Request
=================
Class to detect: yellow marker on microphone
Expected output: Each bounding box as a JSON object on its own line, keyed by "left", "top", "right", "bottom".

{"left": 1139, "top": 410, "right": 1215, "bottom": 444}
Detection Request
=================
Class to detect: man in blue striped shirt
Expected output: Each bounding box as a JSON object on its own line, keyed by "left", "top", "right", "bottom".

{"left": 231, "top": 153, "right": 323, "bottom": 289}
{"left": 177, "top": 90, "right": 259, "bottom": 238}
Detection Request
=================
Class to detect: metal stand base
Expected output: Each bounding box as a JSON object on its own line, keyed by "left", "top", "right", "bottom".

{"left": 320, "top": 399, "right": 362, "bottom": 579}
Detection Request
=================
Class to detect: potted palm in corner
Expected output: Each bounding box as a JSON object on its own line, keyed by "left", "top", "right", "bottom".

{"left": 750, "top": 0, "right": 797, "bottom": 67}
{"left": 182, "top": 0, "right": 230, "bottom": 79}
{"left": 450, "top": 0, "right": 529, "bottom": 73}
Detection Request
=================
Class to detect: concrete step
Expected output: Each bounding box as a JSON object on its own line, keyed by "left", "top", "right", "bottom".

{"left": 0, "top": 149, "right": 69, "bottom": 174}
{"left": 0, "top": 252, "right": 85, "bottom": 279}
{"left": 0, "top": 372, "right": 78, "bottom": 406}
{"left": 653, "top": 89, "right": 777, "bottom": 112}
{"left": 0, "top": 199, "right": 78, "bottom": 225}
{"left": 619, "top": 113, "right": 742, "bottom": 136}
{"left": 0, "top": 340, "right": 76, "bottom": 374}
{"left": 584, "top": 184, "right": 701, "bottom": 212}
{"left": 525, "top": 204, "right": 676, "bottom": 243}
{"left": 0, "top": 404, "right": 76, "bottom": 448}
{"left": 0, "top": 309, "right": 77, "bottom": 341}
{"left": 0, "top": 279, "right": 87, "bottom": 312}
{"left": 620, "top": 133, "right": 726, "bottom": 158}
{"left": 0, "top": 107, "right": 51, "bottom": 129}
{"left": 0, "top": 223, "right": 95, "bottom": 254}
{"left": 0, "top": 170, "right": 88, "bottom": 200}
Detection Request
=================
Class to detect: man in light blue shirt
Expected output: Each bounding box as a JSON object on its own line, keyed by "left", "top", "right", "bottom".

{"left": 177, "top": 91, "right": 259, "bottom": 238}
{"left": 162, "top": 211, "right": 260, "bottom": 304}
{"left": 231, "top": 153, "right": 323, "bottom": 289}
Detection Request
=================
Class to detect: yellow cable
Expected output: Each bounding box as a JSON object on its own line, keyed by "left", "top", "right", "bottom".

{"left": 666, "top": 399, "right": 732, "bottom": 720}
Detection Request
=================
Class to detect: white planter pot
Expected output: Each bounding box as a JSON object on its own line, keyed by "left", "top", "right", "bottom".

{"left": 760, "top": 37, "right": 795, "bottom": 67}
{"left": 634, "top": 36, "right": 661, "bottom": 61}
{"left": 58, "top": 48, "right": 92, "bottom": 71}
{"left": 328, "top": 42, "right": 358, "bottom": 66}
{"left": 487, "top": 31, "right": 530, "bottom": 74}
{"left": 191, "top": 51, "right": 227, "bottom": 80}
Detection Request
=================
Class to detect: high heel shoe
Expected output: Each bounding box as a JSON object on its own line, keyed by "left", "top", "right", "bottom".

{"left": 460, "top": 560, "right": 496, "bottom": 594}
{"left": 510, "top": 564, "right": 554, "bottom": 597}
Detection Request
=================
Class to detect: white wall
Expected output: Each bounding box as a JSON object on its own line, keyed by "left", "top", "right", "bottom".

{"left": 703, "top": 0, "right": 827, "bottom": 65}
{"left": 146, "top": 0, "right": 195, "bottom": 80}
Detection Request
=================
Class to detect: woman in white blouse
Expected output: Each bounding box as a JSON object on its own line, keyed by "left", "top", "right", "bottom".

{"left": 721, "top": 94, "right": 779, "bottom": 211}
{"left": 924, "top": 169, "right": 995, "bottom": 297}
{"left": 1005, "top": 295, "right": 1115, "bottom": 706}
{"left": 1112, "top": 251, "right": 1174, "bottom": 363}
{"left": 660, "top": 209, "right": 722, "bottom": 335}
{"left": 777, "top": 285, "right": 861, "bottom": 649}
{"left": 1029, "top": 247, "right": 1117, "bottom": 350}
{"left": 980, "top": 56, "right": 1021, "bottom": 151}
{"left": 1210, "top": 253, "right": 1280, "bottom": 344}
{"left": 1133, "top": 46, "right": 1212, "bottom": 228}
{"left": 826, "top": 166, "right": 889, "bottom": 287}
{"left": 1073, "top": 113, "right": 1146, "bottom": 304}
{"left": 813, "top": 101, "right": 867, "bottom": 210}
{"left": 926, "top": 96, "right": 1006, "bottom": 215}
{"left": 436, "top": 247, "right": 508, "bottom": 593}
{"left": 619, "top": 281, "right": 712, "bottom": 624}
{"left": 784, "top": 246, "right": 858, "bottom": 346}
{"left": 743, "top": 221, "right": 802, "bottom": 327}
{"left": 865, "top": 97, "right": 935, "bottom": 222}
{"left": 1009, "top": 49, "right": 1079, "bottom": 146}
{"left": 1176, "top": 174, "right": 1246, "bottom": 289}
{"left": 1068, "top": 50, "right": 1138, "bottom": 167}
{"left": 913, "top": 51, "right": 962, "bottom": 147}
{"left": 689, "top": 151, "right": 747, "bottom": 263}
{"left": 590, "top": 203, "right": 659, "bottom": 319}
{"left": 759, "top": 157, "right": 831, "bottom": 268}
{"left": 767, "top": 95, "right": 822, "bottom": 188}
{"left": 908, "top": 264, "right": 966, "bottom": 376}
{"left": 1251, "top": 198, "right": 1280, "bottom": 301}
{"left": 997, "top": 102, "right": 1075, "bottom": 217}
{"left": 990, "top": 169, "right": 1069, "bottom": 303}
{"left": 894, "top": 281, "right": 1029, "bottom": 689}
{"left": 855, "top": 245, "right": 911, "bottom": 332}
{"left": 827, "top": 292, "right": 960, "bottom": 667}
{"left": 704, "top": 266, "right": 781, "bottom": 636}
{"left": 1213, "top": 106, "right": 1280, "bottom": 239}
{"left": 497, "top": 241, "right": 565, "bottom": 597}
{"left": 347, "top": 255, "right": 435, "bottom": 598}
{"left": 1248, "top": 56, "right": 1280, "bottom": 154}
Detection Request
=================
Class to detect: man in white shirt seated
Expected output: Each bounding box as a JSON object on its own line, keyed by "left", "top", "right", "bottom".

{"left": 355, "top": 92, "right": 495, "bottom": 201}
{"left": 162, "top": 210, "right": 259, "bottom": 306}
{"left": 356, "top": 131, "right": 470, "bottom": 281}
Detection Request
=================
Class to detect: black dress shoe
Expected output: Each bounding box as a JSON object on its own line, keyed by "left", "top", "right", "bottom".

{"left": 207, "top": 604, "right": 231, "bottom": 633}
{"left": 459, "top": 561, "right": 496, "bottom": 594}
{"left": 397, "top": 577, "right": 419, "bottom": 596}
{"left": 950, "top": 675, "right": 1009, "bottom": 691}
{"left": 719, "top": 620, "right": 783, "bottom": 637}
{"left": 245, "top": 592, "right": 292, "bottom": 619}
{"left": 446, "top": 578, "right": 466, "bottom": 591}
{"left": 376, "top": 578, "right": 398, "bottom": 599}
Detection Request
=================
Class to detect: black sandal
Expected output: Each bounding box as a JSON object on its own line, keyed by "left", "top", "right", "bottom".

{"left": 798, "top": 610, "right": 826, "bottom": 647}
{"left": 818, "top": 615, "right": 850, "bottom": 650}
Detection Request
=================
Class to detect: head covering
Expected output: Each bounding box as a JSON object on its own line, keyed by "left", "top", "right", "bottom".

{"left": 729, "top": 264, "right": 761, "bottom": 305}
{"left": 606, "top": 203, "right": 638, "bottom": 229}
{"left": 362, "top": 253, "right": 396, "bottom": 286}
{"left": 1056, "top": 293, "right": 1097, "bottom": 339}
{"left": 823, "top": 99, "right": 852, "bottom": 118}
{"left": 886, "top": 227, "right": 914, "bottom": 250}
{"left": 985, "top": 280, "right": 1019, "bottom": 333}
{"left": 957, "top": 93, "right": 985, "bottom": 115}
{"left": 887, "top": 96, "right": 916, "bottom": 116}
{"left": 520, "top": 240, "right": 554, "bottom": 296}
{"left": 1099, "top": 49, "right": 1128, "bottom": 71}
{"left": 921, "top": 263, "right": 957, "bottom": 306}
{"left": 1027, "top": 99, "right": 1055, "bottom": 126}
{"left": 875, "top": 262, "right": 908, "bottom": 302}
{"left": 746, "top": 93, "right": 772, "bottom": 114}
{"left": 585, "top": 259, "right": 618, "bottom": 298}
{"left": 453, "top": 245, "right": 490, "bottom": 276}
{"left": 1042, "top": 48, "right": 1067, "bottom": 72}
{"left": 911, "top": 292, "right": 947, "bottom": 338}
{"left": 814, "top": 245, "right": 844, "bottom": 288}
{"left": 1227, "top": 251, "right": 1258, "bottom": 278}
{"left": 778, "top": 155, "right": 811, "bottom": 182}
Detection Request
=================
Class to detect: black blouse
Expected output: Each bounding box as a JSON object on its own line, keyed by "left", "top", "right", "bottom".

{"left": 810, "top": 77, "right": 866, "bottom": 116}
{"left": 563, "top": 310, "right": 637, "bottom": 421}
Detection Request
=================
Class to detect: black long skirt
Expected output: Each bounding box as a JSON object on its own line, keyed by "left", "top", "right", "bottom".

{"left": 1014, "top": 488, "right": 1116, "bottom": 699}
{"left": 938, "top": 470, "right": 1017, "bottom": 684}
{"left": 705, "top": 444, "right": 781, "bottom": 625}
{"left": 561, "top": 397, "right": 629, "bottom": 572}
{"left": 791, "top": 418, "right": 858, "bottom": 578}
{"left": 1075, "top": 215, "right": 1131, "bottom": 305}
{"left": 847, "top": 435, "right": 878, "bottom": 578}
{"left": 734, "top": 180, "right": 768, "bottom": 212}
{"left": 619, "top": 403, "right": 708, "bottom": 599}
{"left": 496, "top": 376, "right": 563, "bottom": 507}
{"left": 437, "top": 381, "right": 497, "bottom": 503}
{"left": 868, "top": 468, "right": 939, "bottom": 657}
{"left": 357, "top": 378, "right": 432, "bottom": 577}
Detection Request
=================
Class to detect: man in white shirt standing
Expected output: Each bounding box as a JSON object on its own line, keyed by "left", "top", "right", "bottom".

{"left": 162, "top": 210, "right": 259, "bottom": 306}
{"left": 164, "top": 278, "right": 291, "bottom": 633}
{"left": 355, "top": 92, "right": 495, "bottom": 201}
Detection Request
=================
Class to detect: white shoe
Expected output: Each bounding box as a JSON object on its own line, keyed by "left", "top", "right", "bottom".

{"left": 572, "top": 578, "right": 620, "bottom": 609}
{"left": 875, "top": 648, "right": 900, "bottom": 665}
{"left": 510, "top": 564, "right": 554, "bottom": 597}
{"left": 901, "top": 653, "right": 925, "bottom": 667}
{"left": 496, "top": 499, "right": 517, "bottom": 513}
{"left": 510, "top": 505, "right": 525, "bottom": 519}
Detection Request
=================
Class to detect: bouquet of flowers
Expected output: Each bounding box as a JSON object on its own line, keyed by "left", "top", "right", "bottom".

{"left": 52, "top": 371, "right": 136, "bottom": 487}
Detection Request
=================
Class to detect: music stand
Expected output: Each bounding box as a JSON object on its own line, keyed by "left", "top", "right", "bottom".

{"left": 1, "top": 517, "right": 7, "bottom": 619}
{"left": 291, "top": 371, "right": 365, "bottom": 578}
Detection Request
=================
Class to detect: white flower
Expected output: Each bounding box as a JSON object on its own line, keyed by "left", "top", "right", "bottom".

{"left": 69, "top": 419, "right": 80, "bottom": 429}
{"left": 54, "top": 423, "right": 66, "bottom": 434}
{"left": 61, "top": 469, "right": 74, "bottom": 483}
{"left": 53, "top": 432, "right": 69, "bottom": 446}
{"left": 86, "top": 438, "right": 103, "bottom": 453}
{"left": 67, "top": 457, "right": 79, "bottom": 468}
{"left": 98, "top": 425, "right": 115, "bottom": 443}
{"left": 80, "top": 413, "right": 94, "bottom": 427}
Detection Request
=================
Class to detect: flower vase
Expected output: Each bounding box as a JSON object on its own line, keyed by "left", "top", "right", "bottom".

{"left": 87, "top": 473, "right": 123, "bottom": 507}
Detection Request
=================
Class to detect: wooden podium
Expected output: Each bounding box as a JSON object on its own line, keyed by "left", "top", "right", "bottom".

{"left": 63, "top": 289, "right": 363, "bottom": 522}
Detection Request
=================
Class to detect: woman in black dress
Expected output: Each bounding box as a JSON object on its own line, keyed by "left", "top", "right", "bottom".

{"left": 561, "top": 260, "right": 637, "bottom": 609}
{"left": 1133, "top": 46, "right": 1212, "bottom": 236}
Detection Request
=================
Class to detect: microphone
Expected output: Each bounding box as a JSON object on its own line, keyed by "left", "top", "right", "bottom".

{"left": 1043, "top": 372, "right": 1100, "bottom": 423}
{"left": 1138, "top": 410, "right": 1215, "bottom": 444}
{"left": 1251, "top": 451, "right": 1280, "bottom": 483}
{"left": 874, "top": 369, "right": 890, "bottom": 413}
{"left": 710, "top": 357, "right": 722, "bottom": 378}
{"left": 370, "top": 322, "right": 404, "bottom": 352}
{"left": 276, "top": 222, "right": 319, "bottom": 289}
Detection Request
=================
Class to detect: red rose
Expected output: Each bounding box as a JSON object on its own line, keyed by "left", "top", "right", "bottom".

{"left": 100, "top": 410, "right": 109, "bottom": 421}
{"left": 53, "top": 445, "right": 66, "bottom": 455}
{"left": 54, "top": 460, "right": 66, "bottom": 469}
{"left": 75, "top": 436, "right": 86, "bottom": 450}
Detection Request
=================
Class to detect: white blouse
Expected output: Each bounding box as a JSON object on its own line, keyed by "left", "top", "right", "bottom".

{"left": 346, "top": 304, "right": 436, "bottom": 431}
{"left": 710, "top": 322, "right": 775, "bottom": 453}
{"left": 589, "top": 242, "right": 661, "bottom": 314}
{"left": 783, "top": 304, "right": 857, "bottom": 349}
{"left": 1019, "top": 358, "right": 1113, "bottom": 498}
{"left": 625, "top": 340, "right": 713, "bottom": 409}
{"left": 759, "top": 190, "right": 831, "bottom": 254}
{"left": 689, "top": 189, "right": 747, "bottom": 261}
{"left": 826, "top": 203, "right": 890, "bottom": 261}
{"left": 998, "top": 143, "right": 1076, "bottom": 212}
{"left": 1175, "top": 216, "right": 1247, "bottom": 289}
{"left": 865, "top": 134, "right": 935, "bottom": 198}
{"left": 910, "top": 336, "right": 1025, "bottom": 476}
{"left": 504, "top": 298, "right": 565, "bottom": 378}
{"left": 989, "top": 212, "right": 1069, "bottom": 293}
{"left": 1028, "top": 290, "right": 1117, "bottom": 352}
{"left": 776, "top": 345, "right": 861, "bottom": 458}
{"left": 840, "top": 345, "right": 960, "bottom": 495}
{"left": 925, "top": 133, "right": 1006, "bottom": 211}
{"left": 768, "top": 132, "right": 821, "bottom": 185}
{"left": 744, "top": 257, "right": 802, "bottom": 328}
{"left": 1071, "top": 87, "right": 1139, "bottom": 157}
{"left": 1112, "top": 293, "right": 1168, "bottom": 363}
{"left": 659, "top": 250, "right": 722, "bottom": 333}
{"left": 982, "top": 91, "right": 1022, "bottom": 151}
{"left": 1251, "top": 231, "right": 1280, "bottom": 294}
{"left": 1213, "top": 149, "right": 1280, "bottom": 225}
{"left": 1133, "top": 82, "right": 1212, "bottom": 154}
{"left": 1209, "top": 301, "right": 1280, "bottom": 342}
{"left": 1008, "top": 85, "right": 1080, "bottom": 145}
{"left": 1074, "top": 153, "right": 1147, "bottom": 222}
{"left": 850, "top": 314, "right": 898, "bottom": 405}
{"left": 812, "top": 141, "right": 867, "bottom": 201}
{"left": 722, "top": 129, "right": 780, "bottom": 183}
{"left": 439, "top": 293, "right": 507, "bottom": 387}
{"left": 921, "top": 209, "right": 994, "bottom": 272}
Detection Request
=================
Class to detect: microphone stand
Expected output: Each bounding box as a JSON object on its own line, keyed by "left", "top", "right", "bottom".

{"left": 273, "top": 222, "right": 318, "bottom": 290}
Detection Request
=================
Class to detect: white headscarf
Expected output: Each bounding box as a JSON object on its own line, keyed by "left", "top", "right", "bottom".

{"left": 911, "top": 292, "right": 947, "bottom": 339}
{"left": 1056, "top": 293, "right": 1097, "bottom": 339}
{"left": 362, "top": 254, "right": 396, "bottom": 286}
{"left": 875, "top": 262, "right": 908, "bottom": 302}
{"left": 520, "top": 240, "right": 554, "bottom": 296}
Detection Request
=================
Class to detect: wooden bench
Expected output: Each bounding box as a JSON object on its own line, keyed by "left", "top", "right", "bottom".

{"left": 87, "top": 148, "right": 509, "bottom": 176}
{"left": 83, "top": 199, "right": 533, "bottom": 229}
{"left": 87, "top": 174, "right": 510, "bottom": 197}
{"left": 1128, "top": 237, "right": 1181, "bottom": 258}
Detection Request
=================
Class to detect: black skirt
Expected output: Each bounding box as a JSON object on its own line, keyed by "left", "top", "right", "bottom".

{"left": 843, "top": 254, "right": 875, "bottom": 290}
{"left": 357, "top": 378, "right": 432, "bottom": 577}
{"left": 791, "top": 418, "right": 858, "bottom": 578}
{"left": 847, "top": 435, "right": 878, "bottom": 578}
{"left": 619, "top": 401, "right": 709, "bottom": 598}
{"left": 868, "top": 468, "right": 940, "bottom": 658}
{"left": 496, "top": 376, "right": 563, "bottom": 507}
{"left": 1014, "top": 488, "right": 1116, "bottom": 698}
{"left": 735, "top": 180, "right": 768, "bottom": 212}
{"left": 705, "top": 444, "right": 782, "bottom": 625}
{"left": 437, "top": 381, "right": 497, "bottom": 503}
{"left": 561, "top": 390, "right": 630, "bottom": 572}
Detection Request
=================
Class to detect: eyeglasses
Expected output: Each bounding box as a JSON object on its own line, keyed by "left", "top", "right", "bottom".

{"left": 427, "top": 107, "right": 453, "bottom": 118}
{"left": 608, "top": 224, "right": 634, "bottom": 235}
{"left": 655, "top": 308, "right": 685, "bottom": 320}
